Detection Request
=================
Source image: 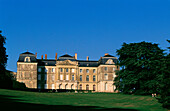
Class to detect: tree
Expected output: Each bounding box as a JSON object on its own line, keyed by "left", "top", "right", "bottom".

{"left": 159, "top": 40, "right": 170, "bottom": 108}
{"left": 0, "top": 30, "right": 11, "bottom": 88}
{"left": 114, "top": 41, "right": 165, "bottom": 95}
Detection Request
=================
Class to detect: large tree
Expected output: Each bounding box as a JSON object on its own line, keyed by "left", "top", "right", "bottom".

{"left": 159, "top": 40, "right": 170, "bottom": 108}
{"left": 114, "top": 41, "right": 165, "bottom": 95}
{"left": 0, "top": 31, "right": 10, "bottom": 88}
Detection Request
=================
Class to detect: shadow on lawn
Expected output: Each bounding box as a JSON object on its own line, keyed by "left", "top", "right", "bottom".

{"left": 0, "top": 95, "right": 139, "bottom": 111}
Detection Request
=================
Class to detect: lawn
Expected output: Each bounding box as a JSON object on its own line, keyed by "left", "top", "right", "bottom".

{"left": 0, "top": 89, "right": 167, "bottom": 111}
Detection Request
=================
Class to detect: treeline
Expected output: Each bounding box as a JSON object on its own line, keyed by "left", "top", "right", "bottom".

{"left": 114, "top": 41, "right": 170, "bottom": 108}
{"left": 0, "top": 31, "right": 26, "bottom": 90}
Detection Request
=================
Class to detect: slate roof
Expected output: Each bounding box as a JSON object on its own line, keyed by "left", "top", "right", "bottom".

{"left": 78, "top": 60, "right": 98, "bottom": 67}
{"left": 17, "top": 51, "right": 37, "bottom": 62}
{"left": 58, "top": 54, "right": 77, "bottom": 61}
{"left": 99, "top": 58, "right": 118, "bottom": 65}
{"left": 37, "top": 59, "right": 56, "bottom": 66}
{"left": 103, "top": 54, "right": 115, "bottom": 57}
{"left": 17, "top": 52, "right": 118, "bottom": 66}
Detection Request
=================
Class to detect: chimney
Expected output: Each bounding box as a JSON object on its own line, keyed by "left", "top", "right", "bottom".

{"left": 105, "top": 53, "right": 109, "bottom": 56}
{"left": 45, "top": 54, "right": 47, "bottom": 59}
{"left": 75, "top": 53, "right": 77, "bottom": 59}
{"left": 55, "top": 53, "right": 57, "bottom": 60}
{"left": 35, "top": 52, "right": 37, "bottom": 58}
{"left": 86, "top": 56, "right": 89, "bottom": 61}
{"left": 41, "top": 55, "right": 43, "bottom": 59}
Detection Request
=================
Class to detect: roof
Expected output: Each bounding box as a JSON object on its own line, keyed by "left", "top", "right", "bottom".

{"left": 78, "top": 60, "right": 98, "bottom": 67}
{"left": 58, "top": 54, "right": 77, "bottom": 61}
{"left": 37, "top": 59, "right": 56, "bottom": 66}
{"left": 103, "top": 54, "right": 115, "bottom": 57}
{"left": 21, "top": 52, "right": 34, "bottom": 55}
{"left": 60, "top": 54, "right": 73, "bottom": 57}
{"left": 18, "top": 52, "right": 37, "bottom": 62}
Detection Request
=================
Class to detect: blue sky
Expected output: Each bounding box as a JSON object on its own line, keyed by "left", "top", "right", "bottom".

{"left": 0, "top": 0, "right": 170, "bottom": 72}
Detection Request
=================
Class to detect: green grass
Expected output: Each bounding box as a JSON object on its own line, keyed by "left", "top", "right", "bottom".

{"left": 0, "top": 89, "right": 167, "bottom": 111}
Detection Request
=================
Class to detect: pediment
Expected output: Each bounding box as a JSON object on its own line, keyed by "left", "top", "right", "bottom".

{"left": 57, "top": 60, "right": 77, "bottom": 65}
{"left": 106, "top": 59, "right": 115, "bottom": 64}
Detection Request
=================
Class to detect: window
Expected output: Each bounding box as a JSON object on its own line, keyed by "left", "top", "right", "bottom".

{"left": 86, "top": 75, "right": 89, "bottom": 81}
{"left": 52, "top": 75, "right": 55, "bottom": 81}
{"left": 80, "top": 69, "right": 82, "bottom": 73}
{"left": 113, "top": 67, "right": 116, "bottom": 71}
{"left": 31, "top": 65, "right": 33, "bottom": 70}
{"left": 59, "top": 84, "right": 62, "bottom": 89}
{"left": 80, "top": 84, "right": 82, "bottom": 90}
{"left": 93, "top": 69, "right": 96, "bottom": 73}
{"left": 86, "top": 69, "right": 89, "bottom": 73}
{"left": 66, "top": 75, "right": 69, "bottom": 80}
{"left": 38, "top": 68, "right": 41, "bottom": 72}
{"left": 38, "top": 84, "right": 41, "bottom": 89}
{"left": 109, "top": 60, "right": 112, "bottom": 64}
{"left": 66, "top": 68, "right": 68, "bottom": 72}
{"left": 65, "top": 84, "right": 68, "bottom": 89}
{"left": 38, "top": 74, "right": 41, "bottom": 80}
{"left": 24, "top": 57, "right": 30, "bottom": 62}
{"left": 52, "top": 68, "right": 55, "bottom": 72}
{"left": 105, "top": 83, "right": 107, "bottom": 90}
{"left": 51, "top": 84, "right": 55, "bottom": 89}
{"left": 60, "top": 68, "right": 63, "bottom": 72}
{"left": 104, "top": 74, "right": 108, "bottom": 80}
{"left": 113, "top": 74, "right": 116, "bottom": 78}
{"left": 80, "top": 75, "right": 82, "bottom": 81}
{"left": 105, "top": 67, "right": 107, "bottom": 71}
{"left": 44, "top": 84, "right": 48, "bottom": 89}
{"left": 93, "top": 85, "right": 96, "bottom": 91}
{"left": 72, "top": 75, "right": 74, "bottom": 81}
{"left": 86, "top": 84, "right": 89, "bottom": 90}
{"left": 60, "top": 74, "right": 63, "bottom": 80}
{"left": 93, "top": 75, "right": 96, "bottom": 81}
{"left": 44, "top": 74, "right": 47, "bottom": 80}
{"left": 71, "top": 84, "right": 74, "bottom": 89}
{"left": 45, "top": 68, "right": 48, "bottom": 73}
{"left": 72, "top": 69, "right": 75, "bottom": 73}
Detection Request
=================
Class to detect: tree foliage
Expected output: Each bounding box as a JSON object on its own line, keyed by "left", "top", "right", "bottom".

{"left": 159, "top": 40, "right": 170, "bottom": 108}
{"left": 0, "top": 31, "right": 11, "bottom": 88}
{"left": 114, "top": 41, "right": 165, "bottom": 95}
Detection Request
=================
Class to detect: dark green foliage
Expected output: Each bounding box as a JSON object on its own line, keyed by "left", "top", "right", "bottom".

{"left": 114, "top": 41, "right": 165, "bottom": 95}
{"left": 159, "top": 40, "right": 170, "bottom": 109}
{"left": 12, "top": 81, "right": 27, "bottom": 90}
{"left": 0, "top": 31, "right": 10, "bottom": 88}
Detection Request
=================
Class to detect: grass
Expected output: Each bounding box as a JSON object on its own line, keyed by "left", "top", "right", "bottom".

{"left": 0, "top": 89, "right": 167, "bottom": 111}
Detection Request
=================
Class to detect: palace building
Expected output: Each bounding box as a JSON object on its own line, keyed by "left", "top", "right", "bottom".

{"left": 17, "top": 51, "right": 119, "bottom": 92}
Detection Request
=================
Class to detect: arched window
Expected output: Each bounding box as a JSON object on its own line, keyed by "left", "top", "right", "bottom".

{"left": 86, "top": 84, "right": 89, "bottom": 90}
{"left": 65, "top": 84, "right": 68, "bottom": 89}
{"left": 59, "top": 84, "right": 62, "bottom": 89}
{"left": 71, "top": 84, "right": 74, "bottom": 90}
{"left": 80, "top": 84, "right": 82, "bottom": 90}
{"left": 24, "top": 57, "right": 31, "bottom": 62}
{"left": 93, "top": 85, "right": 96, "bottom": 91}
{"left": 105, "top": 83, "right": 107, "bottom": 90}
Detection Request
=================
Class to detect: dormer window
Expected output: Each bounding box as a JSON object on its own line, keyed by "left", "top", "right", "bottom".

{"left": 24, "top": 57, "right": 31, "bottom": 62}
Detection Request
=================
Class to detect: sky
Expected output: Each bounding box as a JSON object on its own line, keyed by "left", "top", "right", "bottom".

{"left": 0, "top": 0, "right": 170, "bottom": 72}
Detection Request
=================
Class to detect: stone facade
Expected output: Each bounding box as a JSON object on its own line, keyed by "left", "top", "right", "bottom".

{"left": 17, "top": 52, "right": 119, "bottom": 92}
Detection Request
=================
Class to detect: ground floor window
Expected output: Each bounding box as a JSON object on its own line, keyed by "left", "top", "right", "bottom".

{"left": 105, "top": 83, "right": 107, "bottom": 90}
{"left": 93, "top": 85, "right": 95, "bottom": 91}
{"left": 80, "top": 84, "right": 82, "bottom": 90}
{"left": 71, "top": 84, "right": 74, "bottom": 89}
{"left": 65, "top": 84, "right": 68, "bottom": 89}
{"left": 44, "top": 84, "right": 48, "bottom": 89}
{"left": 86, "top": 84, "right": 89, "bottom": 90}
{"left": 59, "top": 84, "right": 62, "bottom": 89}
